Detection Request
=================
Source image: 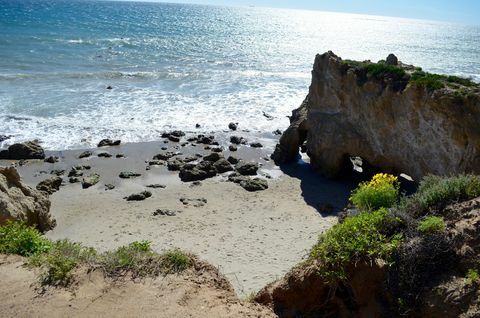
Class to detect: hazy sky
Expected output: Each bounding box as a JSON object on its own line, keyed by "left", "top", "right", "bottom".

{"left": 119, "top": 0, "right": 480, "bottom": 24}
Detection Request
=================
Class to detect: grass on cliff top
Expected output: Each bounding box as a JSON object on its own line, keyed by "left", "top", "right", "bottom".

{"left": 341, "top": 59, "right": 406, "bottom": 79}
{"left": 0, "top": 222, "right": 192, "bottom": 287}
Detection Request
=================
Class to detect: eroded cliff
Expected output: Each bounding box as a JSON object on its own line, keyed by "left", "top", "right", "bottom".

{"left": 273, "top": 51, "right": 480, "bottom": 180}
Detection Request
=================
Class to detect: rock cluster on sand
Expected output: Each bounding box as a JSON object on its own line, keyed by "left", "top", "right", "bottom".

{"left": 273, "top": 51, "right": 480, "bottom": 180}
{"left": 0, "top": 167, "right": 55, "bottom": 232}
{"left": 36, "top": 176, "right": 62, "bottom": 195}
{"left": 0, "top": 141, "right": 45, "bottom": 160}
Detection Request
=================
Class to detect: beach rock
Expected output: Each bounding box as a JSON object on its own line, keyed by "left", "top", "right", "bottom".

{"left": 250, "top": 142, "right": 263, "bottom": 148}
{"left": 0, "top": 141, "right": 45, "bottom": 160}
{"left": 146, "top": 184, "right": 166, "bottom": 189}
{"left": 274, "top": 51, "right": 480, "bottom": 179}
{"left": 195, "top": 123, "right": 201, "bottom": 128}
{"left": 119, "top": 171, "right": 141, "bottom": 179}
{"left": 227, "top": 172, "right": 249, "bottom": 184}
{"left": 104, "top": 184, "right": 115, "bottom": 191}
{"left": 0, "top": 135, "right": 12, "bottom": 143}
{"left": 68, "top": 167, "right": 83, "bottom": 178}
{"left": 228, "top": 122, "right": 238, "bottom": 131}
{"left": 153, "top": 209, "right": 178, "bottom": 216}
{"left": 81, "top": 173, "right": 100, "bottom": 189}
{"left": 386, "top": 53, "right": 398, "bottom": 65}
{"left": 197, "top": 135, "right": 215, "bottom": 145}
{"left": 0, "top": 167, "right": 55, "bottom": 232}
{"left": 229, "top": 145, "right": 238, "bottom": 152}
{"left": 272, "top": 129, "right": 282, "bottom": 136}
{"left": 168, "top": 135, "right": 180, "bottom": 143}
{"left": 180, "top": 197, "right": 207, "bottom": 207}
{"left": 106, "top": 85, "right": 113, "bottom": 90}
{"left": 203, "top": 152, "right": 222, "bottom": 162}
{"left": 44, "top": 156, "right": 59, "bottom": 164}
{"left": 227, "top": 156, "right": 239, "bottom": 165}
{"left": 214, "top": 159, "right": 234, "bottom": 173}
{"left": 211, "top": 147, "right": 223, "bottom": 153}
{"left": 97, "top": 152, "right": 112, "bottom": 158}
{"left": 116, "top": 153, "right": 125, "bottom": 158}
{"left": 78, "top": 151, "right": 92, "bottom": 159}
{"left": 167, "top": 158, "right": 185, "bottom": 171}
{"left": 263, "top": 112, "right": 274, "bottom": 120}
{"left": 153, "top": 152, "right": 176, "bottom": 161}
{"left": 239, "top": 178, "right": 268, "bottom": 192}
{"left": 36, "top": 176, "right": 62, "bottom": 195}
{"left": 69, "top": 177, "right": 80, "bottom": 183}
{"left": 235, "top": 162, "right": 259, "bottom": 176}
{"left": 148, "top": 160, "right": 164, "bottom": 166}
{"left": 97, "top": 139, "right": 121, "bottom": 147}
{"left": 125, "top": 191, "right": 152, "bottom": 201}
{"left": 179, "top": 161, "right": 217, "bottom": 182}
{"left": 50, "top": 169, "right": 65, "bottom": 176}
{"left": 230, "top": 136, "right": 246, "bottom": 145}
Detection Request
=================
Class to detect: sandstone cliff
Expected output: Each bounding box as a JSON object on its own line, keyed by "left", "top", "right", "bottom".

{"left": 273, "top": 51, "right": 480, "bottom": 180}
{"left": 0, "top": 167, "right": 56, "bottom": 232}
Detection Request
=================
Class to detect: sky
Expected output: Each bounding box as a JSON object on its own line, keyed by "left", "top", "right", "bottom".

{"left": 118, "top": 0, "right": 480, "bottom": 25}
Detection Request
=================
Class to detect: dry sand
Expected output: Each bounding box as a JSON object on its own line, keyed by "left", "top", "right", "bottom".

{"left": 10, "top": 136, "right": 354, "bottom": 297}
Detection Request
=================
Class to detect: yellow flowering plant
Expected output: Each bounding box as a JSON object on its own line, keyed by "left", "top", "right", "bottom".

{"left": 350, "top": 173, "right": 399, "bottom": 212}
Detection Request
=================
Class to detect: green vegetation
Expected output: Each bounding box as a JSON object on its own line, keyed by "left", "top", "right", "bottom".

{"left": 402, "top": 175, "right": 480, "bottom": 216}
{"left": 0, "top": 221, "right": 52, "bottom": 256}
{"left": 466, "top": 269, "right": 479, "bottom": 284}
{"left": 410, "top": 70, "right": 477, "bottom": 90}
{"left": 350, "top": 173, "right": 399, "bottom": 212}
{"left": 364, "top": 63, "right": 405, "bottom": 78}
{"left": 310, "top": 208, "right": 402, "bottom": 279}
{"left": 0, "top": 222, "right": 192, "bottom": 287}
{"left": 417, "top": 216, "right": 446, "bottom": 234}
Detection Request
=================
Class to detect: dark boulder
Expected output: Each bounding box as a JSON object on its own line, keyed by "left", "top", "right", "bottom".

{"left": 81, "top": 173, "right": 100, "bottom": 189}
{"left": 239, "top": 178, "right": 268, "bottom": 192}
{"left": 214, "top": 159, "right": 233, "bottom": 173}
{"left": 125, "top": 191, "right": 152, "bottom": 201}
{"left": 36, "top": 176, "right": 63, "bottom": 195}
{"left": 228, "top": 122, "right": 238, "bottom": 131}
{"left": 235, "top": 162, "right": 259, "bottom": 176}
{"left": 119, "top": 171, "right": 141, "bottom": 179}
{"left": 78, "top": 151, "right": 92, "bottom": 159}
{"left": 97, "top": 139, "right": 121, "bottom": 147}
{"left": 0, "top": 141, "right": 45, "bottom": 160}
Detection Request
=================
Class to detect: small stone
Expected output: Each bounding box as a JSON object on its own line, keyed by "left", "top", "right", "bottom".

{"left": 250, "top": 142, "right": 263, "bottom": 148}
{"left": 167, "top": 159, "right": 185, "bottom": 171}
{"left": 78, "top": 151, "right": 92, "bottom": 159}
{"left": 272, "top": 129, "right": 282, "bottom": 136}
{"left": 179, "top": 197, "right": 207, "bottom": 207}
{"left": 146, "top": 184, "right": 166, "bottom": 189}
{"left": 161, "top": 146, "right": 168, "bottom": 151}
{"left": 68, "top": 167, "right": 83, "bottom": 178}
{"left": 228, "top": 122, "right": 238, "bottom": 131}
{"left": 214, "top": 159, "right": 233, "bottom": 173}
{"left": 262, "top": 112, "right": 274, "bottom": 120}
{"left": 106, "top": 85, "right": 113, "bottom": 89}
{"left": 50, "top": 169, "right": 65, "bottom": 176}
{"left": 230, "top": 136, "right": 246, "bottom": 145}
{"left": 227, "top": 156, "right": 239, "bottom": 165}
{"left": 44, "top": 156, "right": 59, "bottom": 164}
{"left": 69, "top": 177, "right": 80, "bottom": 183}
{"left": 105, "top": 184, "right": 115, "bottom": 190}
{"left": 82, "top": 173, "right": 100, "bottom": 189}
{"left": 116, "top": 153, "right": 125, "bottom": 158}
{"left": 153, "top": 209, "right": 177, "bottom": 216}
{"left": 168, "top": 135, "right": 180, "bottom": 142}
{"left": 119, "top": 171, "right": 141, "bottom": 179}
{"left": 153, "top": 152, "right": 176, "bottom": 161}
{"left": 98, "top": 152, "right": 112, "bottom": 158}
{"left": 195, "top": 123, "right": 201, "bottom": 128}
{"left": 239, "top": 178, "right": 268, "bottom": 192}
{"left": 125, "top": 191, "right": 152, "bottom": 201}
{"left": 235, "top": 162, "right": 259, "bottom": 176}
{"left": 97, "top": 139, "right": 121, "bottom": 147}
{"left": 229, "top": 145, "right": 238, "bottom": 152}
{"left": 203, "top": 152, "right": 222, "bottom": 162}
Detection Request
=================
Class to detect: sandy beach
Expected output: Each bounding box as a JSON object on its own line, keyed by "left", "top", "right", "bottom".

{"left": 9, "top": 134, "right": 354, "bottom": 296}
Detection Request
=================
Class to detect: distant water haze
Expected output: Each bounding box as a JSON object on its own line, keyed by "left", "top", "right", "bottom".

{"left": 1, "top": 0, "right": 479, "bottom": 150}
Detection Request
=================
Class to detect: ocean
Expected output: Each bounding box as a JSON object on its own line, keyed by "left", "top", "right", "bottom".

{"left": 1, "top": 0, "right": 479, "bottom": 150}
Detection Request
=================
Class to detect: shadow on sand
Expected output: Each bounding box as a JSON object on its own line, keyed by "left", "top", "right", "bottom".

{"left": 279, "top": 159, "right": 358, "bottom": 217}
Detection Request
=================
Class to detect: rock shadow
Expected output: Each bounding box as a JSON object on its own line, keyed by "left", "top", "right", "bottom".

{"left": 279, "top": 159, "right": 358, "bottom": 217}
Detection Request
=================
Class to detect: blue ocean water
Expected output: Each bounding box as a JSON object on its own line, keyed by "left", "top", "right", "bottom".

{"left": 1, "top": 0, "right": 479, "bottom": 150}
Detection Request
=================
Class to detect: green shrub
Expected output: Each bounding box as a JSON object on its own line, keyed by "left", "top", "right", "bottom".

{"left": 410, "top": 71, "right": 445, "bottom": 90}
{"left": 418, "top": 216, "right": 446, "bottom": 234}
{"left": 0, "top": 221, "right": 51, "bottom": 256}
{"left": 466, "top": 269, "right": 479, "bottom": 284}
{"left": 446, "top": 75, "right": 477, "bottom": 87}
{"left": 350, "top": 173, "right": 399, "bottom": 212}
{"left": 29, "top": 240, "right": 96, "bottom": 286}
{"left": 162, "top": 249, "right": 191, "bottom": 272}
{"left": 310, "top": 208, "right": 402, "bottom": 279}
{"left": 404, "top": 175, "right": 480, "bottom": 216}
{"left": 365, "top": 63, "right": 405, "bottom": 78}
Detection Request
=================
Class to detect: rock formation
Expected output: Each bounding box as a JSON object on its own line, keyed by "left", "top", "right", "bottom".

{"left": 0, "top": 167, "right": 55, "bottom": 232}
{"left": 273, "top": 51, "right": 480, "bottom": 180}
{"left": 0, "top": 141, "right": 45, "bottom": 160}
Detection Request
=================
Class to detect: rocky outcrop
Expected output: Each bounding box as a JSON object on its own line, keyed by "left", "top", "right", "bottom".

{"left": 274, "top": 51, "right": 480, "bottom": 180}
{"left": 0, "top": 141, "right": 45, "bottom": 160}
{"left": 0, "top": 167, "right": 55, "bottom": 232}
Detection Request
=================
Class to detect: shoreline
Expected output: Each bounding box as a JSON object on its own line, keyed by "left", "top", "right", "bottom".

{"left": 1, "top": 132, "right": 354, "bottom": 296}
